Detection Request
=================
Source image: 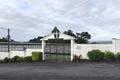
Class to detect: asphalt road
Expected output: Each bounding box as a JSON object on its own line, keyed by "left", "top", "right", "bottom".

{"left": 0, "top": 62, "right": 120, "bottom": 80}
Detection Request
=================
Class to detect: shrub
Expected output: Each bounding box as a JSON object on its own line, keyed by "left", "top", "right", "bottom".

{"left": 17, "top": 57, "right": 24, "bottom": 62}
{"left": 32, "top": 52, "right": 42, "bottom": 62}
{"left": 24, "top": 56, "right": 32, "bottom": 62}
{"left": 73, "top": 55, "right": 81, "bottom": 61}
{"left": 104, "top": 51, "right": 115, "bottom": 61}
{"left": 4, "top": 57, "right": 11, "bottom": 63}
{"left": 0, "top": 60, "right": 4, "bottom": 63}
{"left": 116, "top": 52, "right": 120, "bottom": 60}
{"left": 87, "top": 49, "right": 104, "bottom": 61}
{"left": 10, "top": 56, "right": 24, "bottom": 63}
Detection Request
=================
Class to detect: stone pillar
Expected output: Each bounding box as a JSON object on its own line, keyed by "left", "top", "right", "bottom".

{"left": 71, "top": 40, "right": 74, "bottom": 62}
{"left": 42, "top": 40, "right": 46, "bottom": 61}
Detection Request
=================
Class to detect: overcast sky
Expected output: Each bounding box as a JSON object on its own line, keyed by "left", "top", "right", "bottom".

{"left": 0, "top": 0, "right": 120, "bottom": 41}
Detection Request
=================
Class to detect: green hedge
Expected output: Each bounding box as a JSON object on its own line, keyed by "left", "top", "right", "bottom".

{"left": 4, "top": 57, "right": 11, "bottom": 63}
{"left": 87, "top": 49, "right": 104, "bottom": 61}
{"left": 10, "top": 56, "right": 24, "bottom": 63}
{"left": 32, "top": 52, "right": 42, "bottom": 62}
{"left": 3, "top": 56, "right": 24, "bottom": 63}
{"left": 116, "top": 52, "right": 120, "bottom": 60}
{"left": 24, "top": 56, "right": 32, "bottom": 62}
{"left": 104, "top": 51, "right": 115, "bottom": 61}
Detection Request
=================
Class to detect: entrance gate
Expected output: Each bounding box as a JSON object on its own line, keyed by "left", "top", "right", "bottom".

{"left": 45, "top": 39, "right": 71, "bottom": 62}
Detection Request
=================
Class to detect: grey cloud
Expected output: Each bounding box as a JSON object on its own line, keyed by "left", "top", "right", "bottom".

{"left": 0, "top": 0, "right": 119, "bottom": 41}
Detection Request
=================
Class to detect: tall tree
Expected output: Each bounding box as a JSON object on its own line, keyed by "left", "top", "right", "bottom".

{"left": 76, "top": 32, "right": 91, "bottom": 39}
{"left": 76, "top": 32, "right": 91, "bottom": 44}
{"left": 64, "top": 30, "right": 76, "bottom": 37}
{"left": 64, "top": 30, "right": 91, "bottom": 44}
{"left": 0, "top": 37, "right": 14, "bottom": 42}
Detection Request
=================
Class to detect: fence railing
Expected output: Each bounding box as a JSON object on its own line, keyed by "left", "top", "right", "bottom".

{"left": 0, "top": 42, "right": 42, "bottom": 52}
{"left": 0, "top": 42, "right": 71, "bottom": 53}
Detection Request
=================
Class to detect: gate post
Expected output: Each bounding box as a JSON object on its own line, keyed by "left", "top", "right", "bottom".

{"left": 42, "top": 40, "right": 46, "bottom": 61}
{"left": 71, "top": 40, "right": 74, "bottom": 62}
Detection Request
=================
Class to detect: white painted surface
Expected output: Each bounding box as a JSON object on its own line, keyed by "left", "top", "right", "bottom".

{"left": 112, "top": 38, "right": 120, "bottom": 53}
{"left": 73, "top": 44, "right": 112, "bottom": 59}
{"left": 72, "top": 38, "right": 120, "bottom": 59}
{"left": 0, "top": 52, "right": 9, "bottom": 60}
{"left": 0, "top": 49, "right": 42, "bottom": 60}
{"left": 1, "top": 38, "right": 120, "bottom": 60}
{"left": 41, "top": 33, "right": 75, "bottom": 40}
{"left": 71, "top": 40, "right": 74, "bottom": 61}
{"left": 42, "top": 40, "right": 45, "bottom": 61}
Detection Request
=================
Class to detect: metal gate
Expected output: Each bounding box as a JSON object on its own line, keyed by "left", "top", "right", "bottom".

{"left": 45, "top": 39, "right": 71, "bottom": 62}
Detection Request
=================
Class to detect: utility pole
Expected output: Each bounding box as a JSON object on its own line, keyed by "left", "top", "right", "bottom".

{"left": 8, "top": 28, "right": 10, "bottom": 53}
{"left": 0, "top": 27, "right": 11, "bottom": 58}
{"left": 0, "top": 27, "right": 10, "bottom": 52}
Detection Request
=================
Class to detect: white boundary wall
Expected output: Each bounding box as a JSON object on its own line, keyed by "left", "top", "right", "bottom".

{"left": 112, "top": 38, "right": 120, "bottom": 53}
{"left": 73, "top": 38, "right": 120, "bottom": 59}
{"left": 74, "top": 44, "right": 112, "bottom": 59}
{"left": 1, "top": 38, "right": 120, "bottom": 60}
{"left": 0, "top": 49, "right": 42, "bottom": 60}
